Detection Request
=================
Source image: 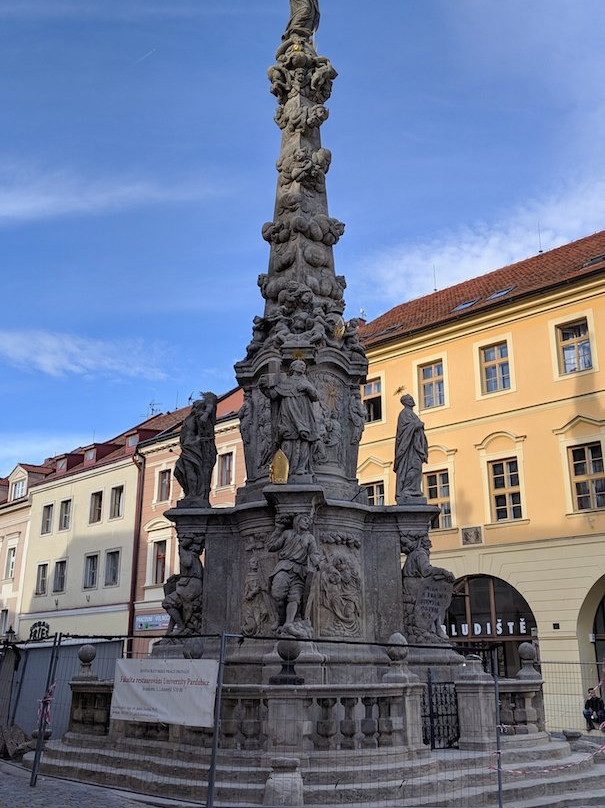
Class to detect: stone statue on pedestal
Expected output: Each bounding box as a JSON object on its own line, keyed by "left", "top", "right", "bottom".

{"left": 268, "top": 512, "right": 323, "bottom": 637}
{"left": 394, "top": 394, "right": 428, "bottom": 503}
{"left": 260, "top": 360, "right": 320, "bottom": 477}
{"left": 162, "top": 533, "right": 204, "bottom": 637}
{"left": 174, "top": 392, "right": 218, "bottom": 504}
{"left": 400, "top": 531, "right": 455, "bottom": 644}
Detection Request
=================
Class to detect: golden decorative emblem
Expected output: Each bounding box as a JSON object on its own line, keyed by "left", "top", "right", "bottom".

{"left": 331, "top": 316, "right": 346, "bottom": 339}
{"left": 269, "top": 449, "right": 290, "bottom": 484}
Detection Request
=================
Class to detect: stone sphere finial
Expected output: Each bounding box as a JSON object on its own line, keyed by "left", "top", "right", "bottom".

{"left": 386, "top": 632, "right": 409, "bottom": 663}
{"left": 276, "top": 639, "right": 301, "bottom": 663}
{"left": 78, "top": 644, "right": 96, "bottom": 665}
{"left": 518, "top": 641, "right": 536, "bottom": 662}
{"left": 76, "top": 643, "right": 97, "bottom": 680}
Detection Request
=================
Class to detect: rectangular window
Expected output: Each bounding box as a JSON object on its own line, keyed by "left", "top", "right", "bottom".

{"left": 41, "top": 504, "right": 54, "bottom": 534}
{"left": 84, "top": 554, "right": 99, "bottom": 589}
{"left": 4, "top": 547, "right": 16, "bottom": 579}
{"left": 158, "top": 469, "right": 171, "bottom": 502}
{"left": 489, "top": 458, "right": 522, "bottom": 521}
{"left": 218, "top": 452, "right": 234, "bottom": 487}
{"left": 419, "top": 361, "right": 445, "bottom": 409}
{"left": 569, "top": 442, "right": 605, "bottom": 511}
{"left": 153, "top": 540, "right": 166, "bottom": 585}
{"left": 557, "top": 319, "right": 592, "bottom": 374}
{"left": 361, "top": 378, "right": 382, "bottom": 422}
{"left": 0, "top": 610, "right": 8, "bottom": 635}
{"left": 364, "top": 481, "right": 385, "bottom": 506}
{"left": 10, "top": 479, "right": 26, "bottom": 500}
{"left": 104, "top": 550, "right": 120, "bottom": 587}
{"left": 35, "top": 563, "right": 48, "bottom": 596}
{"left": 89, "top": 491, "right": 103, "bottom": 523}
{"left": 53, "top": 560, "right": 66, "bottom": 593}
{"left": 59, "top": 499, "right": 72, "bottom": 530}
{"left": 481, "top": 342, "right": 510, "bottom": 394}
{"left": 109, "top": 485, "right": 124, "bottom": 519}
{"left": 424, "top": 470, "right": 452, "bottom": 529}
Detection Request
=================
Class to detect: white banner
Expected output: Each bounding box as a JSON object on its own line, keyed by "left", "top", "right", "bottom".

{"left": 110, "top": 658, "right": 219, "bottom": 728}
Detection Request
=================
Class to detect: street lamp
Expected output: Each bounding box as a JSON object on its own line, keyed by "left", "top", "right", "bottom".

{"left": 5, "top": 625, "right": 16, "bottom": 643}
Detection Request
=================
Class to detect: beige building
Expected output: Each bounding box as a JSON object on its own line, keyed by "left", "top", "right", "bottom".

{"left": 18, "top": 413, "right": 182, "bottom": 641}
{"left": 0, "top": 463, "right": 54, "bottom": 638}
{"left": 359, "top": 229, "right": 605, "bottom": 675}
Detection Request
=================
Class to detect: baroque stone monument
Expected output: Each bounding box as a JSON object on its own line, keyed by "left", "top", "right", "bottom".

{"left": 160, "top": 0, "right": 458, "bottom": 680}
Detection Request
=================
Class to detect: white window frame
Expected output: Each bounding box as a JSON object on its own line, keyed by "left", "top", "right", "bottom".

{"left": 109, "top": 485, "right": 124, "bottom": 520}
{"left": 89, "top": 491, "right": 103, "bottom": 524}
{"left": 83, "top": 553, "right": 99, "bottom": 590}
{"left": 41, "top": 503, "right": 54, "bottom": 535}
{"left": 423, "top": 446, "right": 457, "bottom": 532}
{"left": 10, "top": 478, "right": 26, "bottom": 501}
{"left": 104, "top": 549, "right": 121, "bottom": 587}
{"left": 157, "top": 468, "right": 172, "bottom": 503}
{"left": 35, "top": 562, "right": 49, "bottom": 596}
{"left": 548, "top": 309, "right": 599, "bottom": 381}
{"left": 473, "top": 333, "right": 516, "bottom": 400}
{"left": 554, "top": 419, "right": 605, "bottom": 517}
{"left": 53, "top": 559, "right": 67, "bottom": 593}
{"left": 413, "top": 353, "right": 450, "bottom": 412}
{"left": 4, "top": 546, "right": 16, "bottom": 580}
{"left": 476, "top": 432, "right": 528, "bottom": 528}
{"left": 58, "top": 499, "right": 72, "bottom": 531}
{"left": 360, "top": 373, "right": 386, "bottom": 426}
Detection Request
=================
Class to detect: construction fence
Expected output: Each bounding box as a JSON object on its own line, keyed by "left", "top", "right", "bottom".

{"left": 0, "top": 632, "right": 604, "bottom": 807}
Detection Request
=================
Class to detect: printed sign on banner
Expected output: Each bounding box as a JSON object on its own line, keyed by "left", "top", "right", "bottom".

{"left": 110, "top": 658, "right": 219, "bottom": 727}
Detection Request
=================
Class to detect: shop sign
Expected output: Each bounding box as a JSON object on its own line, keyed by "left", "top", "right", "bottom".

{"left": 29, "top": 621, "right": 50, "bottom": 640}
{"left": 135, "top": 614, "right": 170, "bottom": 631}
{"left": 448, "top": 617, "right": 529, "bottom": 638}
{"left": 111, "top": 658, "right": 218, "bottom": 727}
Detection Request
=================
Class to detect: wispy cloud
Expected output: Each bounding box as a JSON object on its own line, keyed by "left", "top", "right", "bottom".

{"left": 0, "top": 432, "right": 94, "bottom": 476}
{"left": 355, "top": 176, "right": 605, "bottom": 312}
{"left": 0, "top": 164, "right": 217, "bottom": 225}
{"left": 0, "top": 330, "right": 167, "bottom": 380}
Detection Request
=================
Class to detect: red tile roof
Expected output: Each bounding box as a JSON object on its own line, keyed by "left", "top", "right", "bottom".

{"left": 28, "top": 389, "right": 242, "bottom": 485}
{"left": 360, "top": 229, "right": 605, "bottom": 349}
{"left": 17, "top": 463, "right": 55, "bottom": 474}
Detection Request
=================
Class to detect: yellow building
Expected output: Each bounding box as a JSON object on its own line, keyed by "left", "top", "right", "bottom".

{"left": 359, "top": 230, "right": 605, "bottom": 675}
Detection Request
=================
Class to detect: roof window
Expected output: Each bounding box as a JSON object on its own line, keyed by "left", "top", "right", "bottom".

{"left": 581, "top": 253, "right": 605, "bottom": 268}
{"left": 452, "top": 298, "right": 480, "bottom": 312}
{"left": 486, "top": 286, "right": 516, "bottom": 301}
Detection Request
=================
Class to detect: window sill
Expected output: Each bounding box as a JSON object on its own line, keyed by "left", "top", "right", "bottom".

{"left": 566, "top": 508, "right": 605, "bottom": 518}
{"left": 478, "top": 387, "right": 515, "bottom": 400}
{"left": 429, "top": 527, "right": 458, "bottom": 535}
{"left": 484, "top": 519, "right": 530, "bottom": 529}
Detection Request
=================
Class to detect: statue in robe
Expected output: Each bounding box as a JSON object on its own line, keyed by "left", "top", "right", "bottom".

{"left": 174, "top": 392, "right": 218, "bottom": 503}
{"left": 394, "top": 394, "right": 428, "bottom": 503}
{"left": 284, "top": 0, "right": 320, "bottom": 40}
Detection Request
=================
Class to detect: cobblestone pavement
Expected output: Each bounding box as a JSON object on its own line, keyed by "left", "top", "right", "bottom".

{"left": 0, "top": 760, "right": 194, "bottom": 808}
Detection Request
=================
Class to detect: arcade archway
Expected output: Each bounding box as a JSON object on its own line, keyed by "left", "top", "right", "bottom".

{"left": 446, "top": 574, "right": 537, "bottom": 676}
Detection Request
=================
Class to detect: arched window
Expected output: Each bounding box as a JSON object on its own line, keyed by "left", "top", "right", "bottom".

{"left": 446, "top": 575, "right": 537, "bottom": 676}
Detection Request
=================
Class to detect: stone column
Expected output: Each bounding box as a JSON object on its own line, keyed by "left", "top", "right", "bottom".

{"left": 455, "top": 654, "right": 496, "bottom": 751}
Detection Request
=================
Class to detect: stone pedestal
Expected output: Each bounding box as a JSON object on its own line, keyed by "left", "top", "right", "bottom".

{"left": 455, "top": 655, "right": 497, "bottom": 751}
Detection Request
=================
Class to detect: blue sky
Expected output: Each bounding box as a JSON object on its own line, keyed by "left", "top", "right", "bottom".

{"left": 2, "top": 0, "right": 605, "bottom": 475}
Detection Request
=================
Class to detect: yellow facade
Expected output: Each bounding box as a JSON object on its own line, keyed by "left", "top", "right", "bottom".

{"left": 360, "top": 270, "right": 605, "bottom": 668}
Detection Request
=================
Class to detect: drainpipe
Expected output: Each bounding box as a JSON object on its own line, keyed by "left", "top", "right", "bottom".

{"left": 127, "top": 448, "right": 146, "bottom": 656}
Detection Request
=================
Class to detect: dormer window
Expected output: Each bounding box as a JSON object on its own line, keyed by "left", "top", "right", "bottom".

{"left": 85, "top": 449, "right": 96, "bottom": 462}
{"left": 10, "top": 479, "right": 26, "bottom": 501}
{"left": 57, "top": 459, "right": 67, "bottom": 472}
{"left": 127, "top": 435, "right": 138, "bottom": 447}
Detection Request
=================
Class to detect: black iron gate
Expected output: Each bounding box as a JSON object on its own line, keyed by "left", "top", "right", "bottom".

{"left": 422, "top": 668, "right": 459, "bottom": 749}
